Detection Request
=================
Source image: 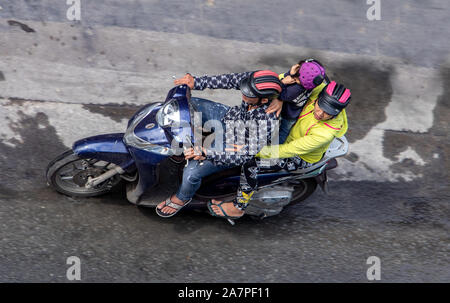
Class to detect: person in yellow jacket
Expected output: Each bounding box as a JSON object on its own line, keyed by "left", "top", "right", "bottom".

{"left": 208, "top": 81, "right": 351, "bottom": 222}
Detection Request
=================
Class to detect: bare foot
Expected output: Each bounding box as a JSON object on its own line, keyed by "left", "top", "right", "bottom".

{"left": 210, "top": 199, "right": 244, "bottom": 218}
{"left": 157, "top": 195, "right": 188, "bottom": 216}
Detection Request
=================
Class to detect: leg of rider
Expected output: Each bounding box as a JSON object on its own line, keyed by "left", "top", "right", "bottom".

{"left": 174, "top": 98, "right": 231, "bottom": 202}
{"left": 158, "top": 160, "right": 235, "bottom": 215}
{"left": 190, "top": 97, "right": 229, "bottom": 153}
{"left": 234, "top": 158, "right": 260, "bottom": 211}
{"left": 235, "top": 157, "right": 300, "bottom": 211}
{"left": 158, "top": 99, "right": 232, "bottom": 214}
{"left": 278, "top": 117, "right": 297, "bottom": 144}
{"left": 175, "top": 159, "right": 235, "bottom": 202}
{"left": 288, "top": 156, "right": 314, "bottom": 170}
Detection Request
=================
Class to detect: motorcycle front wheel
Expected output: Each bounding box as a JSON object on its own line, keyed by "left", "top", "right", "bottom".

{"left": 46, "top": 150, "right": 122, "bottom": 197}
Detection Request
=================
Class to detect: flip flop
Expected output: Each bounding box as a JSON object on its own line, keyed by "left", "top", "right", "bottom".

{"left": 156, "top": 196, "right": 192, "bottom": 218}
{"left": 207, "top": 200, "right": 243, "bottom": 225}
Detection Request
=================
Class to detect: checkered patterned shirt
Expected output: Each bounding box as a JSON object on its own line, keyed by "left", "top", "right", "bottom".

{"left": 194, "top": 71, "right": 253, "bottom": 91}
{"left": 193, "top": 72, "right": 279, "bottom": 166}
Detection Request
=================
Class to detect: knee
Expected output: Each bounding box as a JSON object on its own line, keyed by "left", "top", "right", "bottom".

{"left": 182, "top": 166, "right": 202, "bottom": 185}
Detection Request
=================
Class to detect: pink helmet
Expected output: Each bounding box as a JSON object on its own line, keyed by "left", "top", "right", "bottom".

{"left": 318, "top": 81, "right": 351, "bottom": 116}
{"left": 298, "top": 59, "right": 326, "bottom": 90}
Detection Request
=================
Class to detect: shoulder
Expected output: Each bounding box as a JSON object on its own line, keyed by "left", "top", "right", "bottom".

{"left": 254, "top": 106, "right": 275, "bottom": 120}
{"left": 279, "top": 83, "right": 303, "bottom": 101}
{"left": 309, "top": 82, "right": 327, "bottom": 99}
{"left": 313, "top": 82, "right": 327, "bottom": 93}
{"left": 304, "top": 99, "right": 316, "bottom": 109}
{"left": 225, "top": 105, "right": 242, "bottom": 116}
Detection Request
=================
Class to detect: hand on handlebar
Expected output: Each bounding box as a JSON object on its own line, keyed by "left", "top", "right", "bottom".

{"left": 174, "top": 73, "right": 195, "bottom": 89}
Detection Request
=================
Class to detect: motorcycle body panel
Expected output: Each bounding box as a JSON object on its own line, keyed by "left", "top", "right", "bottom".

{"left": 125, "top": 146, "right": 167, "bottom": 204}
{"left": 72, "top": 133, "right": 135, "bottom": 171}
{"left": 122, "top": 85, "right": 195, "bottom": 202}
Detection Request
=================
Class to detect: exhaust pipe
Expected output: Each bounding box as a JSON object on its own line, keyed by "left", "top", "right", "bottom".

{"left": 85, "top": 165, "right": 125, "bottom": 188}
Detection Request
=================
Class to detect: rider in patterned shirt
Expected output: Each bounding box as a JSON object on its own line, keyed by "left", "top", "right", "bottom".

{"left": 156, "top": 70, "right": 282, "bottom": 219}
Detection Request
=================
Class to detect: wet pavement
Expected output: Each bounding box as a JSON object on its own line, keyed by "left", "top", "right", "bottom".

{"left": 0, "top": 1, "right": 449, "bottom": 282}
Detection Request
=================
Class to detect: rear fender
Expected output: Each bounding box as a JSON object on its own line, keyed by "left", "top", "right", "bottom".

{"left": 315, "top": 170, "right": 329, "bottom": 194}
{"left": 315, "top": 159, "right": 338, "bottom": 194}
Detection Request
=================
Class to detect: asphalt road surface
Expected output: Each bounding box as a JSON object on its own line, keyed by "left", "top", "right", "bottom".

{"left": 0, "top": 0, "right": 449, "bottom": 282}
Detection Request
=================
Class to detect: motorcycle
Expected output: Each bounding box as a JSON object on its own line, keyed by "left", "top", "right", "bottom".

{"left": 46, "top": 85, "right": 348, "bottom": 221}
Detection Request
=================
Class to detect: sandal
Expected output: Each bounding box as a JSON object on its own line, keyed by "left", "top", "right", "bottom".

{"left": 207, "top": 200, "right": 243, "bottom": 226}
{"left": 156, "top": 196, "right": 192, "bottom": 218}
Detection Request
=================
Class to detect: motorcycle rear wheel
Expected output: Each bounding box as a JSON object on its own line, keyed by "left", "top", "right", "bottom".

{"left": 288, "top": 178, "right": 317, "bottom": 206}
{"left": 46, "top": 150, "right": 122, "bottom": 197}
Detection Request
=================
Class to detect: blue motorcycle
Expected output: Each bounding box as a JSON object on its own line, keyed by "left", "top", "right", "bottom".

{"left": 46, "top": 85, "right": 348, "bottom": 219}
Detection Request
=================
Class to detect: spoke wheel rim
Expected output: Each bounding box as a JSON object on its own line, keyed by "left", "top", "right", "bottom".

{"left": 54, "top": 159, "right": 120, "bottom": 194}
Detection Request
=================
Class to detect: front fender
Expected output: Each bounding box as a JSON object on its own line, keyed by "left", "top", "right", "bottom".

{"left": 72, "top": 133, "right": 134, "bottom": 171}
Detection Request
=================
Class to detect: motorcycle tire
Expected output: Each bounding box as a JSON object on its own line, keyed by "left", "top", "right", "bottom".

{"left": 288, "top": 178, "right": 318, "bottom": 206}
{"left": 46, "top": 149, "right": 122, "bottom": 197}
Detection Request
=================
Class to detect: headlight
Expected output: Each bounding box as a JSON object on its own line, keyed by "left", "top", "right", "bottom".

{"left": 156, "top": 98, "right": 180, "bottom": 127}
{"left": 124, "top": 103, "right": 173, "bottom": 156}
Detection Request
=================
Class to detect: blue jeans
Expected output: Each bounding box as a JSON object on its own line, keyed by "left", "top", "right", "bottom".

{"left": 175, "top": 98, "right": 234, "bottom": 201}
{"left": 190, "top": 97, "right": 230, "bottom": 125}
{"left": 279, "top": 117, "right": 297, "bottom": 144}
{"left": 176, "top": 160, "right": 235, "bottom": 201}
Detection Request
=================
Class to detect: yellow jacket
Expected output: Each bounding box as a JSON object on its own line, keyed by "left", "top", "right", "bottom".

{"left": 256, "top": 99, "right": 348, "bottom": 163}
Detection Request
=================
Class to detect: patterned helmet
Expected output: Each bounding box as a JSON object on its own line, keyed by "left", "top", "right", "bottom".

{"left": 297, "top": 59, "right": 326, "bottom": 90}
{"left": 240, "top": 70, "right": 282, "bottom": 99}
{"left": 317, "top": 81, "right": 351, "bottom": 116}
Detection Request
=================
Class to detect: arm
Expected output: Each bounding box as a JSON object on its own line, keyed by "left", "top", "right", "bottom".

{"left": 278, "top": 72, "right": 328, "bottom": 104}
{"left": 256, "top": 130, "right": 334, "bottom": 159}
{"left": 193, "top": 71, "right": 253, "bottom": 90}
{"left": 278, "top": 64, "right": 300, "bottom": 85}
{"left": 206, "top": 109, "right": 279, "bottom": 166}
